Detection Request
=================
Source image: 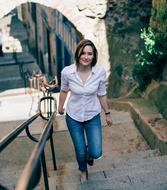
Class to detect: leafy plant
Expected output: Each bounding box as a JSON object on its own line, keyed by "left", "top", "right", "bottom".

{"left": 133, "top": 27, "right": 167, "bottom": 91}
{"left": 132, "top": 1, "right": 167, "bottom": 91}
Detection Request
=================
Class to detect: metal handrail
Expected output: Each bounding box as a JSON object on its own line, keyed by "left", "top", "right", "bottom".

{"left": 39, "top": 96, "right": 55, "bottom": 120}
{"left": 0, "top": 113, "right": 40, "bottom": 152}
{"left": 15, "top": 112, "right": 56, "bottom": 190}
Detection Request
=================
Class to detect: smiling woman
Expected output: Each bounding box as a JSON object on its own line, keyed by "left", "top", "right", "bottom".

{"left": 76, "top": 45, "right": 94, "bottom": 83}
{"left": 78, "top": 46, "right": 94, "bottom": 67}
{"left": 58, "top": 39, "right": 112, "bottom": 184}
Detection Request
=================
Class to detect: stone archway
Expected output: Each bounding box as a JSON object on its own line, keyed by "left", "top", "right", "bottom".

{"left": 0, "top": 0, "right": 110, "bottom": 75}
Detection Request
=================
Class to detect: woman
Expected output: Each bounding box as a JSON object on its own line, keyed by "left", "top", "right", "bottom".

{"left": 58, "top": 39, "right": 112, "bottom": 184}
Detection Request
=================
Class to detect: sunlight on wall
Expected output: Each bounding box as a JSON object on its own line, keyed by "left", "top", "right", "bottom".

{"left": 3, "top": 37, "right": 23, "bottom": 53}
{"left": 0, "top": 12, "right": 23, "bottom": 53}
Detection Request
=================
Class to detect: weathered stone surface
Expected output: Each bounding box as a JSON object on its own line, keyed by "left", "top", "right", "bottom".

{"left": 50, "top": 153, "right": 167, "bottom": 189}
{"left": 106, "top": 0, "right": 152, "bottom": 97}
{"left": 77, "top": 0, "right": 107, "bottom": 19}
{"left": 107, "top": 98, "right": 167, "bottom": 154}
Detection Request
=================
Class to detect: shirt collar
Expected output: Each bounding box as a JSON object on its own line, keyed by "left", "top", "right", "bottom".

{"left": 68, "top": 63, "right": 96, "bottom": 74}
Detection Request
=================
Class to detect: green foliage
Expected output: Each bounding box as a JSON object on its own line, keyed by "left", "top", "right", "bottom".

{"left": 159, "top": 1, "right": 167, "bottom": 26}
{"left": 132, "top": 1, "right": 167, "bottom": 91}
{"left": 115, "top": 64, "right": 123, "bottom": 77}
{"left": 133, "top": 64, "right": 152, "bottom": 91}
{"left": 138, "top": 27, "right": 163, "bottom": 62}
{"left": 133, "top": 26, "right": 167, "bottom": 91}
{"left": 133, "top": 27, "right": 167, "bottom": 91}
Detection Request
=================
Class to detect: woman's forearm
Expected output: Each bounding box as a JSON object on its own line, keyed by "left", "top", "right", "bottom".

{"left": 98, "top": 95, "right": 113, "bottom": 127}
{"left": 58, "top": 90, "right": 68, "bottom": 113}
{"left": 98, "top": 95, "right": 109, "bottom": 113}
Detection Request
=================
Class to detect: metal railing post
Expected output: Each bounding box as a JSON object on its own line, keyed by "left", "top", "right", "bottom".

{"left": 49, "top": 125, "right": 57, "bottom": 170}
{"left": 41, "top": 150, "right": 49, "bottom": 190}
{"left": 50, "top": 94, "right": 52, "bottom": 117}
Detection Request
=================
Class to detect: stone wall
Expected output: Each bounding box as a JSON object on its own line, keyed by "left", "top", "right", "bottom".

{"left": 106, "top": 0, "right": 152, "bottom": 98}
{"left": 150, "top": 0, "right": 166, "bottom": 30}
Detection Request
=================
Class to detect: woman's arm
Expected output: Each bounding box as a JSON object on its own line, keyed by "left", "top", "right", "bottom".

{"left": 58, "top": 90, "right": 68, "bottom": 114}
{"left": 98, "top": 95, "right": 113, "bottom": 127}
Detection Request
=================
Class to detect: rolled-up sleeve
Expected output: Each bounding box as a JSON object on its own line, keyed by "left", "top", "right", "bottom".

{"left": 60, "top": 69, "right": 69, "bottom": 92}
{"left": 97, "top": 69, "right": 107, "bottom": 96}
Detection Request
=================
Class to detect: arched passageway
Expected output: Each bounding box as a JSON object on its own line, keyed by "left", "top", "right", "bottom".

{"left": 0, "top": 0, "right": 110, "bottom": 75}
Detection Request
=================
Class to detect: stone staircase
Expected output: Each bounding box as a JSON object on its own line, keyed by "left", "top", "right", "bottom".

{"left": 45, "top": 149, "right": 167, "bottom": 190}
{"left": 0, "top": 8, "right": 40, "bottom": 92}
{"left": 1, "top": 146, "right": 167, "bottom": 190}
{"left": 1, "top": 110, "right": 167, "bottom": 190}
{"left": 0, "top": 52, "right": 39, "bottom": 91}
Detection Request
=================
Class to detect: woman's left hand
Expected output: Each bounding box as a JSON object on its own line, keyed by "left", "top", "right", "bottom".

{"left": 106, "top": 114, "right": 113, "bottom": 127}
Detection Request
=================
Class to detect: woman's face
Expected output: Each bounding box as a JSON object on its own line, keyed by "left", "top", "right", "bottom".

{"left": 79, "top": 45, "right": 94, "bottom": 67}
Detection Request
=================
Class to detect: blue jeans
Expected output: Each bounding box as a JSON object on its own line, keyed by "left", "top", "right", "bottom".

{"left": 66, "top": 114, "right": 102, "bottom": 172}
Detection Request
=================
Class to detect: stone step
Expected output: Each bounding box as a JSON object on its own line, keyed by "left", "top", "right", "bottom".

{"left": 49, "top": 168, "right": 167, "bottom": 190}
{"left": 0, "top": 52, "right": 35, "bottom": 66}
{"left": 0, "top": 77, "right": 24, "bottom": 91}
{"left": 49, "top": 154, "right": 167, "bottom": 180}
{"left": 48, "top": 149, "right": 161, "bottom": 176}
{"left": 45, "top": 150, "right": 167, "bottom": 190}
{"left": 1, "top": 149, "right": 161, "bottom": 190}
{"left": 0, "top": 168, "right": 23, "bottom": 190}
{"left": 1, "top": 150, "right": 164, "bottom": 188}
{"left": 48, "top": 165, "right": 167, "bottom": 187}
{"left": 0, "top": 61, "right": 38, "bottom": 80}
{"left": 0, "top": 65, "right": 21, "bottom": 78}
{"left": 129, "top": 183, "right": 167, "bottom": 190}
{"left": 2, "top": 162, "right": 167, "bottom": 190}
{"left": 0, "top": 52, "right": 39, "bottom": 91}
{"left": 101, "top": 151, "right": 164, "bottom": 170}
{"left": 104, "top": 155, "right": 167, "bottom": 177}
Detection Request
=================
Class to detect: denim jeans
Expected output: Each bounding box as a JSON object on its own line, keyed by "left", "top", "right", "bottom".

{"left": 66, "top": 113, "right": 102, "bottom": 172}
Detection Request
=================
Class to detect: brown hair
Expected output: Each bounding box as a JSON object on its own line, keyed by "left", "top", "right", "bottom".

{"left": 74, "top": 39, "right": 98, "bottom": 67}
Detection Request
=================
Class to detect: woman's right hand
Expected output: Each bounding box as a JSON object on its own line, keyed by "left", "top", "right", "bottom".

{"left": 58, "top": 107, "right": 65, "bottom": 115}
{"left": 106, "top": 114, "right": 113, "bottom": 127}
{"left": 58, "top": 91, "right": 68, "bottom": 115}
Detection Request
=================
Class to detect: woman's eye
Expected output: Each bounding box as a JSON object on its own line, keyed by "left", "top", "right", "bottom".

{"left": 81, "top": 52, "right": 93, "bottom": 56}
{"left": 88, "top": 53, "right": 93, "bottom": 56}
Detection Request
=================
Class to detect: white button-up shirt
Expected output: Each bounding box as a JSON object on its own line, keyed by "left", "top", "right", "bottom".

{"left": 61, "top": 64, "right": 107, "bottom": 122}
